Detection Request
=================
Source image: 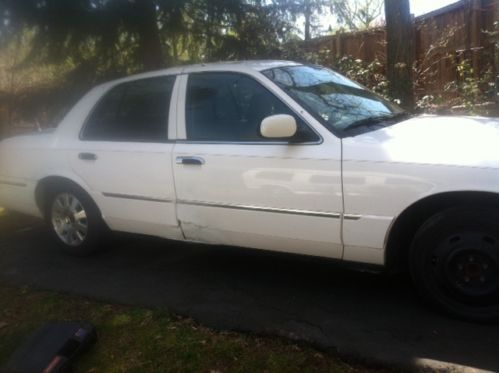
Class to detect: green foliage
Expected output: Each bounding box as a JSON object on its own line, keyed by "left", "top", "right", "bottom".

{"left": 280, "top": 38, "right": 320, "bottom": 62}
{"left": 0, "top": 27, "right": 77, "bottom": 131}
{"left": 1, "top": 0, "right": 295, "bottom": 78}
{"left": 0, "top": 0, "right": 497, "bottom": 132}
{"left": 331, "top": 56, "right": 389, "bottom": 97}
{"left": 0, "top": 0, "right": 298, "bottom": 130}
{"left": 443, "top": 59, "right": 496, "bottom": 114}
{"left": 330, "top": 0, "right": 384, "bottom": 31}
{"left": 280, "top": 44, "right": 390, "bottom": 99}
{"left": 413, "top": 17, "right": 497, "bottom": 114}
{"left": 282, "top": 0, "right": 330, "bottom": 40}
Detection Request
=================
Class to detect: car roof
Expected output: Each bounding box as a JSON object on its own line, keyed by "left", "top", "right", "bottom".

{"left": 100, "top": 60, "right": 302, "bottom": 87}
{"left": 182, "top": 60, "right": 302, "bottom": 72}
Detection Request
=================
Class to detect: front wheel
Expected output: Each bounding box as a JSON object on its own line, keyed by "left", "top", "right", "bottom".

{"left": 46, "top": 185, "right": 106, "bottom": 256}
{"left": 410, "top": 207, "right": 499, "bottom": 322}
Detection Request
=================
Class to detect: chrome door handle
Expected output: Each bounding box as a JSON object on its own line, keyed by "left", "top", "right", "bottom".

{"left": 78, "top": 152, "right": 97, "bottom": 161}
{"left": 176, "top": 156, "right": 205, "bottom": 165}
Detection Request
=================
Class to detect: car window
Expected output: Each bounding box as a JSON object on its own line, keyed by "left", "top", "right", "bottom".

{"left": 82, "top": 76, "right": 175, "bottom": 142}
{"left": 185, "top": 72, "right": 318, "bottom": 142}
{"left": 262, "top": 65, "right": 404, "bottom": 137}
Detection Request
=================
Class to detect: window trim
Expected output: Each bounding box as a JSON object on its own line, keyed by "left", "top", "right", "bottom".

{"left": 79, "top": 75, "right": 177, "bottom": 143}
{"left": 179, "top": 71, "right": 323, "bottom": 146}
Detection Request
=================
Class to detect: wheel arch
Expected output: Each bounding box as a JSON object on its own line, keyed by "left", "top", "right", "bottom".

{"left": 385, "top": 191, "right": 499, "bottom": 273}
{"left": 34, "top": 175, "right": 101, "bottom": 219}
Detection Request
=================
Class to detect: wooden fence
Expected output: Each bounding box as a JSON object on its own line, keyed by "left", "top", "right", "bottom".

{"left": 308, "top": 0, "right": 498, "bottom": 98}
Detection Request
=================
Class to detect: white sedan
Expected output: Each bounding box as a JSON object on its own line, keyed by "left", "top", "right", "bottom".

{"left": 1, "top": 60, "right": 498, "bottom": 322}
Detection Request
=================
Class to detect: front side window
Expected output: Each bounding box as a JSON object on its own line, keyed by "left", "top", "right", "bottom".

{"left": 185, "top": 72, "right": 318, "bottom": 142}
{"left": 262, "top": 65, "right": 407, "bottom": 137}
{"left": 82, "top": 76, "right": 175, "bottom": 142}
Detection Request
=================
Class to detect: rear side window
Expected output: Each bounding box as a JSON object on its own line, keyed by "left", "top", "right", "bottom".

{"left": 185, "top": 72, "right": 319, "bottom": 142}
{"left": 82, "top": 76, "right": 175, "bottom": 142}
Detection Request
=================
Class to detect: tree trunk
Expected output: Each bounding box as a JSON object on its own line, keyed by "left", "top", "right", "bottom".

{"left": 384, "top": 0, "right": 415, "bottom": 110}
{"left": 304, "top": 0, "right": 312, "bottom": 41}
{"left": 135, "top": 0, "right": 164, "bottom": 71}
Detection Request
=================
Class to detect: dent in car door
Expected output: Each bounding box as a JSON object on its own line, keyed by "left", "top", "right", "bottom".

{"left": 173, "top": 71, "right": 343, "bottom": 258}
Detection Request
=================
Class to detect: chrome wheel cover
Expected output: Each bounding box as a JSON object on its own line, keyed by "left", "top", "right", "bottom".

{"left": 51, "top": 193, "right": 88, "bottom": 246}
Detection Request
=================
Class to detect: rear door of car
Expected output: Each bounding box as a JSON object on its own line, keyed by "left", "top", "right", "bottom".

{"left": 68, "top": 75, "right": 183, "bottom": 240}
{"left": 172, "top": 69, "right": 344, "bottom": 258}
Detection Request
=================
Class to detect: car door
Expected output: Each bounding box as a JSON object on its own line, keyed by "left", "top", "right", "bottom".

{"left": 68, "top": 75, "right": 183, "bottom": 240}
{"left": 172, "top": 71, "right": 344, "bottom": 258}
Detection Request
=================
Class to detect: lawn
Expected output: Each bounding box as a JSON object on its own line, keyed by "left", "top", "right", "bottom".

{"left": 0, "top": 284, "right": 390, "bottom": 373}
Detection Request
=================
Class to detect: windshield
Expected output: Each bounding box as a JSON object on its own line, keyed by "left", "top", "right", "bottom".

{"left": 262, "top": 65, "right": 405, "bottom": 136}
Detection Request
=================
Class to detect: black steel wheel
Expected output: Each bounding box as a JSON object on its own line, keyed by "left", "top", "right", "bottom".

{"left": 410, "top": 207, "right": 499, "bottom": 322}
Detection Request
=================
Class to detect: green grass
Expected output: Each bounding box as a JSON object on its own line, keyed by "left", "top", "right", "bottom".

{"left": 0, "top": 284, "right": 390, "bottom": 373}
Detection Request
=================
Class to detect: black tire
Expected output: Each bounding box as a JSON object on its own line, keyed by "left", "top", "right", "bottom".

{"left": 410, "top": 207, "right": 499, "bottom": 322}
{"left": 45, "top": 183, "right": 106, "bottom": 256}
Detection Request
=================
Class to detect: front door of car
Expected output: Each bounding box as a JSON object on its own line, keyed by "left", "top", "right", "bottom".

{"left": 68, "top": 75, "right": 183, "bottom": 240}
{"left": 173, "top": 71, "right": 344, "bottom": 258}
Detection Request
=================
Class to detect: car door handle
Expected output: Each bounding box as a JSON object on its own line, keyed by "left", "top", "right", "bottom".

{"left": 78, "top": 152, "right": 97, "bottom": 161}
{"left": 176, "top": 156, "right": 205, "bottom": 165}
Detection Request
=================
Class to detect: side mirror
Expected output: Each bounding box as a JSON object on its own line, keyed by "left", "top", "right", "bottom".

{"left": 260, "top": 114, "right": 297, "bottom": 139}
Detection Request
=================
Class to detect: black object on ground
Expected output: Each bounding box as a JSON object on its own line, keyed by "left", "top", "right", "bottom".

{"left": 2, "top": 321, "right": 96, "bottom": 373}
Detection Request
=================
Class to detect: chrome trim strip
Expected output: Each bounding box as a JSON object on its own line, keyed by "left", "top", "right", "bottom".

{"left": 174, "top": 139, "right": 323, "bottom": 146}
{"left": 177, "top": 199, "right": 341, "bottom": 218}
{"left": 0, "top": 180, "right": 27, "bottom": 187}
{"left": 344, "top": 214, "right": 362, "bottom": 221}
{"left": 102, "top": 192, "right": 172, "bottom": 203}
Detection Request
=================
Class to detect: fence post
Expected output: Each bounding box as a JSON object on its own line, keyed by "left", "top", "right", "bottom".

{"left": 336, "top": 32, "right": 342, "bottom": 58}
{"left": 330, "top": 36, "right": 335, "bottom": 65}
{"left": 480, "top": 0, "right": 497, "bottom": 80}
{"left": 470, "top": 0, "right": 482, "bottom": 74}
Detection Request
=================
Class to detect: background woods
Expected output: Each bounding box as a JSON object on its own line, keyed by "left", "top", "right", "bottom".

{"left": 0, "top": 0, "right": 497, "bottom": 138}
{"left": 307, "top": 0, "right": 497, "bottom": 112}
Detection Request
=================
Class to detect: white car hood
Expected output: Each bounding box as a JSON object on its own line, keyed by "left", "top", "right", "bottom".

{"left": 343, "top": 115, "right": 499, "bottom": 169}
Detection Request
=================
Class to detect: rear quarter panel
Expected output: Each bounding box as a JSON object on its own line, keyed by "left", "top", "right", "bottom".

{"left": 0, "top": 132, "right": 78, "bottom": 217}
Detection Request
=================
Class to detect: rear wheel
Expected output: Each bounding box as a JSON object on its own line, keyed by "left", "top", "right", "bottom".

{"left": 46, "top": 185, "right": 105, "bottom": 256}
{"left": 410, "top": 207, "right": 499, "bottom": 322}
